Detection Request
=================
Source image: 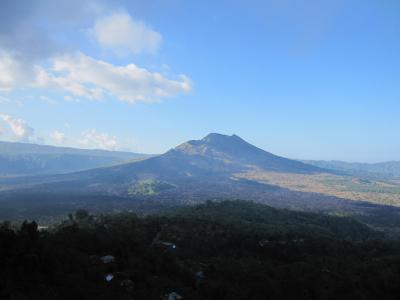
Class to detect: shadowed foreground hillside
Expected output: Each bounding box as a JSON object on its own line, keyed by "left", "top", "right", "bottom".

{"left": 1, "top": 200, "right": 400, "bottom": 300}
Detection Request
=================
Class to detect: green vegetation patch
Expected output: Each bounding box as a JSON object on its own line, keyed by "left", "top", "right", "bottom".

{"left": 128, "top": 180, "right": 176, "bottom": 196}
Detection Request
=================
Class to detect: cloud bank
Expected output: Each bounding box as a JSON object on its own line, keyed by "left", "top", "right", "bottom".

{"left": 36, "top": 53, "right": 191, "bottom": 103}
{"left": 0, "top": 51, "right": 191, "bottom": 103}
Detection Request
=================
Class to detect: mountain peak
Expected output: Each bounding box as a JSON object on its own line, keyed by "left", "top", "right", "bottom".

{"left": 202, "top": 133, "right": 243, "bottom": 143}
{"left": 172, "top": 133, "right": 324, "bottom": 174}
{"left": 203, "top": 132, "right": 232, "bottom": 139}
{"left": 175, "top": 133, "right": 245, "bottom": 151}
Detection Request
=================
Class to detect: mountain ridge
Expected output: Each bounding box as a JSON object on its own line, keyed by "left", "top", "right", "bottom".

{"left": 0, "top": 140, "right": 148, "bottom": 156}
{"left": 302, "top": 159, "right": 400, "bottom": 178}
{"left": 0, "top": 140, "right": 151, "bottom": 176}
{"left": 4, "top": 133, "right": 328, "bottom": 194}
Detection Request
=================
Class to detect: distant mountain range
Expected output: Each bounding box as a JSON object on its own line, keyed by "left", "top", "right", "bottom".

{"left": 0, "top": 141, "right": 150, "bottom": 176}
{"left": 302, "top": 160, "right": 400, "bottom": 178}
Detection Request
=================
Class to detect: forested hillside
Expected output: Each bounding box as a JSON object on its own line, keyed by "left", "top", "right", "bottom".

{"left": 1, "top": 200, "right": 400, "bottom": 300}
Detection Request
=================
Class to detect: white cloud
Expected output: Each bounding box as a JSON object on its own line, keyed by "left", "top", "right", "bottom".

{"left": 0, "top": 51, "right": 190, "bottom": 104}
{"left": 92, "top": 12, "right": 162, "bottom": 55}
{"left": 0, "top": 1, "right": 107, "bottom": 93}
{"left": 79, "top": 129, "right": 118, "bottom": 150}
{"left": 0, "top": 51, "right": 35, "bottom": 91}
{"left": 0, "top": 113, "right": 35, "bottom": 141}
{"left": 0, "top": 7, "right": 191, "bottom": 105}
{"left": 36, "top": 52, "right": 191, "bottom": 103}
{"left": 49, "top": 130, "right": 66, "bottom": 144}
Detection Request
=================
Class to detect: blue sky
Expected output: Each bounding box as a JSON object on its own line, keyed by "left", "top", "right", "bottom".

{"left": 0, "top": 0, "right": 399, "bottom": 162}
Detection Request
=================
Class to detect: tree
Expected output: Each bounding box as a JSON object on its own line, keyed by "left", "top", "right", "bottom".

{"left": 75, "top": 209, "right": 90, "bottom": 221}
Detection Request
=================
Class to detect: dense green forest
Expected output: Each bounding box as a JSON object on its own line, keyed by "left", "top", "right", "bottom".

{"left": 1, "top": 200, "right": 400, "bottom": 299}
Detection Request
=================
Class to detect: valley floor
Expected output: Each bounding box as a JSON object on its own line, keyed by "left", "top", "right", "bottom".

{"left": 237, "top": 170, "right": 400, "bottom": 206}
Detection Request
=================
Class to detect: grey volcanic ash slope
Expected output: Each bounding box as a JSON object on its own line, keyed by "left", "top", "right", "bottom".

{"left": 175, "top": 133, "right": 325, "bottom": 174}
{"left": 26, "top": 133, "right": 326, "bottom": 193}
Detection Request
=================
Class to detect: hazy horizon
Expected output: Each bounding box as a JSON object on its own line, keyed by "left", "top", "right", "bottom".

{"left": 1, "top": 132, "right": 398, "bottom": 165}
